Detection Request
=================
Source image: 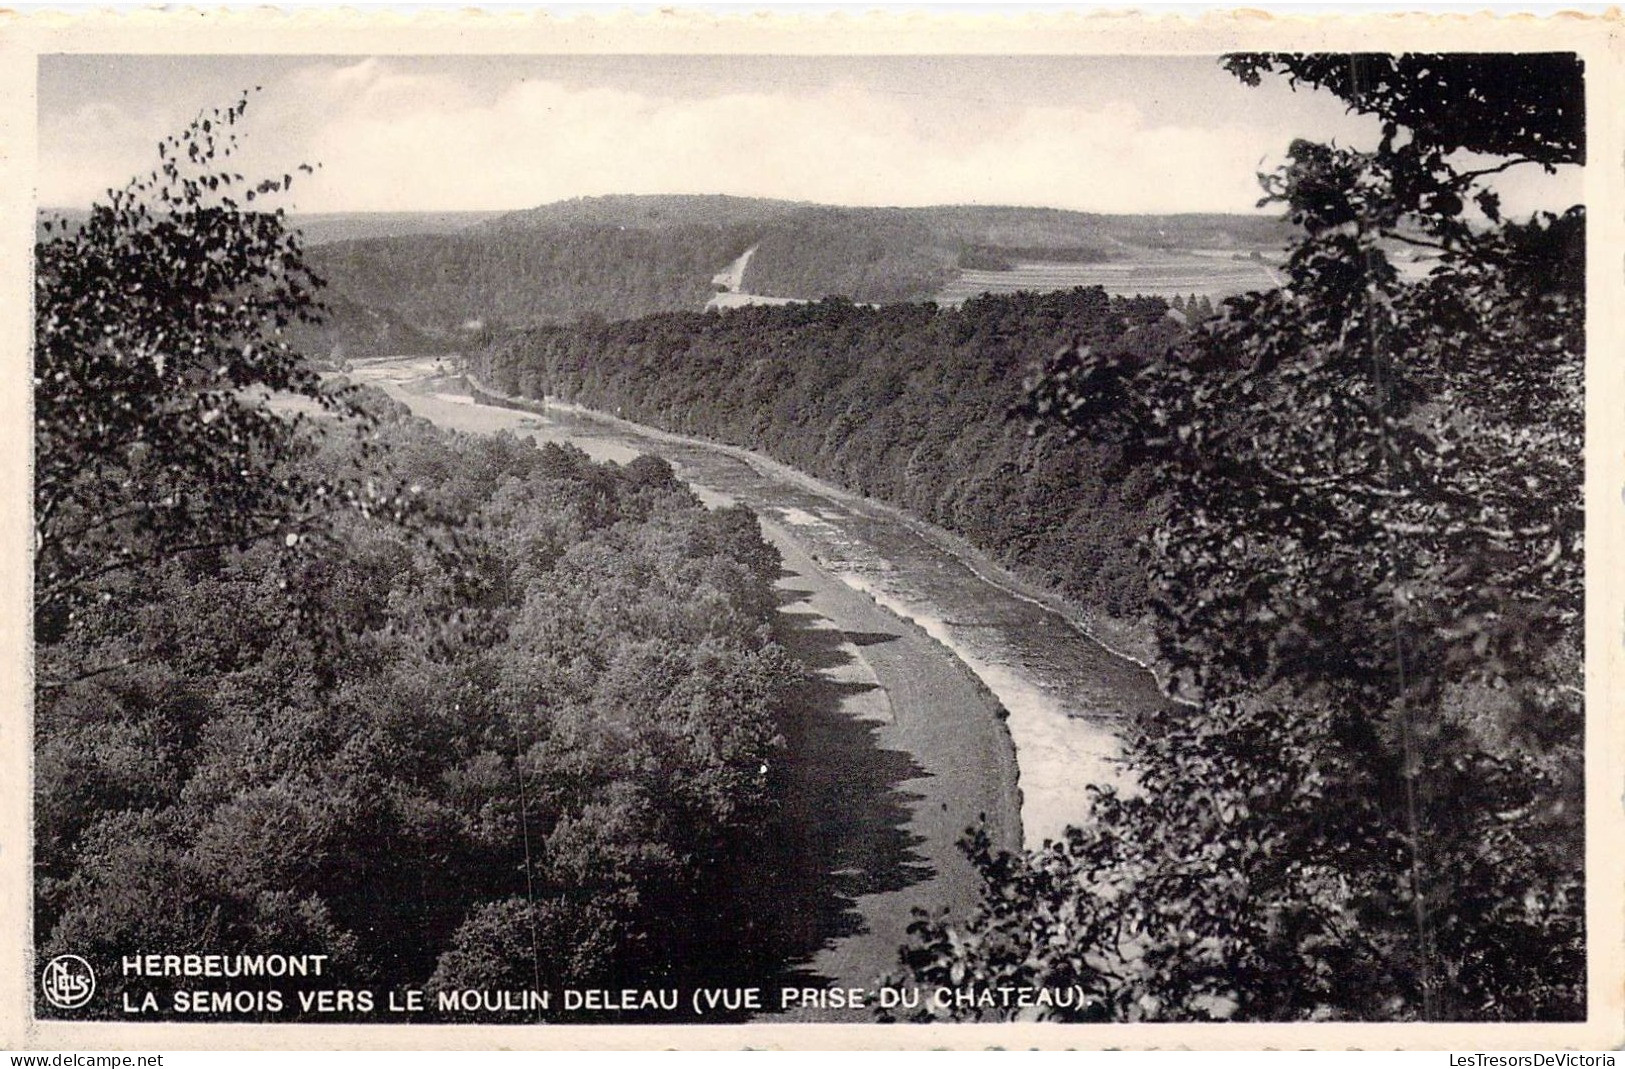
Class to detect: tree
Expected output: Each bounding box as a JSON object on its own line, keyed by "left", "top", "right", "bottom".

{"left": 1223, "top": 54, "right": 1581, "bottom": 254}
{"left": 1224, "top": 53, "right": 1582, "bottom": 164}
{"left": 34, "top": 93, "right": 391, "bottom": 651}
{"left": 900, "top": 53, "right": 1584, "bottom": 1022}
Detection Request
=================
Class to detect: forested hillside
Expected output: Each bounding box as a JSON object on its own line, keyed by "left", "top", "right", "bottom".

{"left": 307, "top": 224, "right": 758, "bottom": 339}
{"left": 282, "top": 287, "right": 459, "bottom": 365}
{"left": 301, "top": 196, "right": 1293, "bottom": 356}
{"left": 739, "top": 207, "right": 953, "bottom": 303}
{"left": 471, "top": 288, "right": 1182, "bottom": 628}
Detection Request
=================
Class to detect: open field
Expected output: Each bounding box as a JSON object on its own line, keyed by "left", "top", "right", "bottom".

{"left": 935, "top": 248, "right": 1283, "bottom": 304}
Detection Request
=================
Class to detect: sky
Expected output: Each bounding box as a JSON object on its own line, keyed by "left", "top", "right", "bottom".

{"left": 36, "top": 53, "right": 1582, "bottom": 216}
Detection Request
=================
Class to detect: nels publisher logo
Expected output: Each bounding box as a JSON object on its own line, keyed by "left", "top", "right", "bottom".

{"left": 41, "top": 954, "right": 96, "bottom": 1010}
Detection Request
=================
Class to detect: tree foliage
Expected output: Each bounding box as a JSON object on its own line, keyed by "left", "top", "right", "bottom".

{"left": 472, "top": 289, "right": 1180, "bottom": 627}
{"left": 33, "top": 94, "right": 387, "bottom": 647}
{"left": 900, "top": 52, "right": 1585, "bottom": 1022}
{"left": 1224, "top": 53, "right": 1583, "bottom": 164}
{"left": 36, "top": 415, "right": 795, "bottom": 1020}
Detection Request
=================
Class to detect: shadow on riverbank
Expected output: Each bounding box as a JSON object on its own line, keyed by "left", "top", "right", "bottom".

{"left": 723, "top": 573, "right": 934, "bottom": 1019}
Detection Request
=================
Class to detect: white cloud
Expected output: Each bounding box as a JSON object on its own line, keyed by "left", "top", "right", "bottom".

{"left": 320, "top": 63, "right": 1290, "bottom": 211}
{"left": 39, "top": 58, "right": 1344, "bottom": 214}
{"left": 49, "top": 57, "right": 1587, "bottom": 220}
{"left": 39, "top": 101, "right": 174, "bottom": 205}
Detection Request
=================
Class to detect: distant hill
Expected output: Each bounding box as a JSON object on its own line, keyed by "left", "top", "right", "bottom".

{"left": 482, "top": 194, "right": 812, "bottom": 232}
{"left": 39, "top": 195, "right": 1298, "bottom": 357}
{"left": 474, "top": 196, "right": 1295, "bottom": 299}
{"left": 306, "top": 223, "right": 760, "bottom": 338}
{"left": 35, "top": 208, "right": 477, "bottom": 361}
{"left": 906, "top": 204, "right": 1294, "bottom": 252}
{"left": 291, "top": 211, "right": 502, "bottom": 246}
{"left": 34, "top": 208, "right": 500, "bottom": 247}
{"left": 480, "top": 194, "right": 1295, "bottom": 251}
{"left": 301, "top": 195, "right": 1297, "bottom": 354}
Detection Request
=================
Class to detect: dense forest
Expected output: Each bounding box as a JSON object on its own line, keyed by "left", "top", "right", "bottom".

{"left": 307, "top": 224, "right": 757, "bottom": 343}
{"left": 35, "top": 100, "right": 797, "bottom": 1021}
{"left": 36, "top": 409, "right": 795, "bottom": 1020}
{"left": 471, "top": 288, "right": 1184, "bottom": 629}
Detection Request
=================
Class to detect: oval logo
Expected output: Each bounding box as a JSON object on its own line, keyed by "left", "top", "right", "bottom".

{"left": 41, "top": 954, "right": 96, "bottom": 1010}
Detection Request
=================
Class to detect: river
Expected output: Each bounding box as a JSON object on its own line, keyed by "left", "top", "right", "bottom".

{"left": 348, "top": 355, "right": 1170, "bottom": 850}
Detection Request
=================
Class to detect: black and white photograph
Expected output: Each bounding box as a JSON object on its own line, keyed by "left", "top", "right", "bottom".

{"left": 6, "top": 9, "right": 1620, "bottom": 1051}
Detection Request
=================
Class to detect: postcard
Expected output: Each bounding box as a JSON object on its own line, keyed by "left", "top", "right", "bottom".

{"left": 3, "top": 7, "right": 1620, "bottom": 1052}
